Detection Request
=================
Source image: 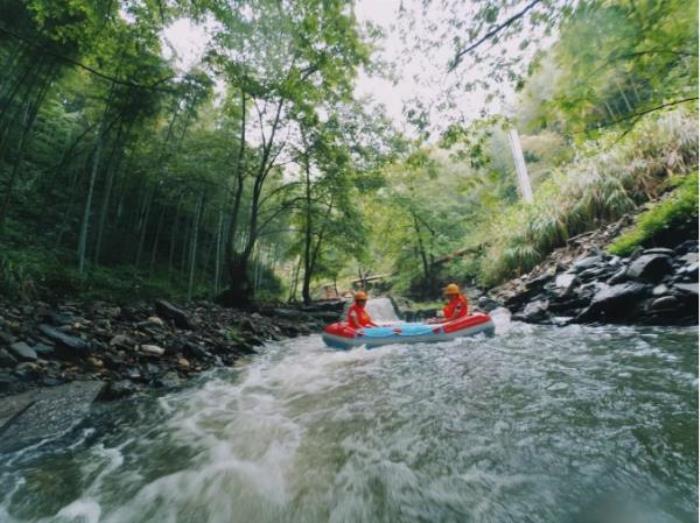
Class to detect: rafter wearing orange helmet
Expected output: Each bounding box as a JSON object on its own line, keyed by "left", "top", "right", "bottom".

{"left": 442, "top": 283, "right": 469, "bottom": 321}
{"left": 347, "top": 290, "right": 377, "bottom": 329}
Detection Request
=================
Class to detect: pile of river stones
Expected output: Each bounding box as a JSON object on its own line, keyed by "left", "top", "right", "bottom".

{"left": 498, "top": 240, "right": 698, "bottom": 326}
{"left": 0, "top": 299, "right": 343, "bottom": 399}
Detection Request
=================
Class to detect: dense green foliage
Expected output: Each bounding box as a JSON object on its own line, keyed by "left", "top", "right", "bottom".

{"left": 0, "top": 0, "right": 393, "bottom": 303}
{"left": 609, "top": 172, "right": 699, "bottom": 257}
{"left": 365, "top": 0, "right": 698, "bottom": 297}
{"left": 0, "top": 0, "right": 697, "bottom": 303}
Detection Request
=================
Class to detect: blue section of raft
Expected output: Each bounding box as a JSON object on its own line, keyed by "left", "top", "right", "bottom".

{"left": 360, "top": 323, "right": 435, "bottom": 338}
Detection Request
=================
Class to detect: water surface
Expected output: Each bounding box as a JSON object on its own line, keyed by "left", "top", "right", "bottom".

{"left": 0, "top": 313, "right": 696, "bottom": 522}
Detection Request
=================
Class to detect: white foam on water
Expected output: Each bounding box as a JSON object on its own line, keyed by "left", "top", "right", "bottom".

{"left": 54, "top": 499, "right": 102, "bottom": 523}
{"left": 0, "top": 319, "right": 696, "bottom": 523}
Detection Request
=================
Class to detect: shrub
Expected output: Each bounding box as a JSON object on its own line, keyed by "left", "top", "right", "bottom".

{"left": 476, "top": 109, "right": 698, "bottom": 287}
{"left": 609, "top": 173, "right": 699, "bottom": 256}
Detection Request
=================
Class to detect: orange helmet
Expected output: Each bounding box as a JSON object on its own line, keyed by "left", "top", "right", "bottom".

{"left": 354, "top": 290, "right": 368, "bottom": 301}
{"left": 443, "top": 283, "right": 460, "bottom": 296}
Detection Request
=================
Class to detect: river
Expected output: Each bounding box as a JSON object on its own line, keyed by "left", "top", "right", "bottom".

{"left": 0, "top": 303, "right": 697, "bottom": 522}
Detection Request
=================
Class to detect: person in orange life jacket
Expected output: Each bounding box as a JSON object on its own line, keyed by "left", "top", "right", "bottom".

{"left": 440, "top": 283, "right": 469, "bottom": 322}
{"left": 347, "top": 290, "right": 378, "bottom": 329}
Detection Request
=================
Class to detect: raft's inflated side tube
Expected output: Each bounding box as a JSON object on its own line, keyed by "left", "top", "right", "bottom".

{"left": 322, "top": 313, "right": 495, "bottom": 350}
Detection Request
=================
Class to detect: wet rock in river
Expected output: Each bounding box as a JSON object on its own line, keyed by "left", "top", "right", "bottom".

{"left": 98, "top": 379, "right": 142, "bottom": 401}
{"left": 157, "top": 371, "right": 182, "bottom": 389}
{"left": 514, "top": 300, "right": 550, "bottom": 323}
{"left": 575, "top": 282, "right": 650, "bottom": 323}
{"left": 477, "top": 296, "right": 501, "bottom": 312}
{"left": 0, "top": 381, "right": 105, "bottom": 452}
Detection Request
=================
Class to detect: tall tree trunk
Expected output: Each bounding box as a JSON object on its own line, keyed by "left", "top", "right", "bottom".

{"left": 214, "top": 205, "right": 224, "bottom": 295}
{"left": 288, "top": 255, "right": 301, "bottom": 302}
{"left": 149, "top": 203, "right": 167, "bottom": 273}
{"left": 225, "top": 95, "right": 284, "bottom": 307}
{"left": 78, "top": 133, "right": 103, "bottom": 274}
{"left": 135, "top": 186, "right": 155, "bottom": 268}
{"left": 224, "top": 89, "right": 247, "bottom": 293}
{"left": 412, "top": 211, "right": 431, "bottom": 283}
{"left": 0, "top": 102, "right": 31, "bottom": 230}
{"left": 187, "top": 192, "right": 204, "bottom": 300}
{"left": 301, "top": 145, "right": 313, "bottom": 305}
{"left": 168, "top": 193, "right": 184, "bottom": 277}
{"left": 0, "top": 62, "right": 54, "bottom": 229}
{"left": 94, "top": 125, "right": 127, "bottom": 264}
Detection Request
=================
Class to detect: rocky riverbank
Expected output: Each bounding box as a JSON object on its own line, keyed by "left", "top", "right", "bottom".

{"left": 0, "top": 298, "right": 344, "bottom": 400}
{"left": 491, "top": 236, "right": 698, "bottom": 326}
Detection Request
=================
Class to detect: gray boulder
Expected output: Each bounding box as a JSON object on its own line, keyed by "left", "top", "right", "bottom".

{"left": 477, "top": 296, "right": 501, "bottom": 312}
{"left": 650, "top": 296, "right": 680, "bottom": 311}
{"left": 515, "top": 300, "right": 550, "bottom": 323}
{"left": 643, "top": 247, "right": 675, "bottom": 256}
{"left": 672, "top": 283, "right": 698, "bottom": 297}
{"left": 652, "top": 284, "right": 669, "bottom": 296}
{"left": 626, "top": 254, "right": 673, "bottom": 283}
{"left": 607, "top": 267, "right": 628, "bottom": 285}
{"left": 9, "top": 342, "right": 37, "bottom": 362}
{"left": 555, "top": 273, "right": 577, "bottom": 293}
{"left": 155, "top": 300, "right": 193, "bottom": 330}
{"left": 572, "top": 255, "right": 602, "bottom": 273}
{"left": 38, "top": 324, "right": 90, "bottom": 354}
{"left": 576, "top": 282, "right": 650, "bottom": 323}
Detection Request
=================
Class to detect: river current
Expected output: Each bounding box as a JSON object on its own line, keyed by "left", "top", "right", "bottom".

{"left": 0, "top": 302, "right": 697, "bottom": 522}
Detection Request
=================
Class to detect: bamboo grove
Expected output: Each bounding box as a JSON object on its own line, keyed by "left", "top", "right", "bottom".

{"left": 0, "top": 0, "right": 393, "bottom": 305}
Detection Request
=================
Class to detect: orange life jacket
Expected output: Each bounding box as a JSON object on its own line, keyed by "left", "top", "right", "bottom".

{"left": 347, "top": 303, "right": 374, "bottom": 329}
{"left": 443, "top": 294, "right": 469, "bottom": 321}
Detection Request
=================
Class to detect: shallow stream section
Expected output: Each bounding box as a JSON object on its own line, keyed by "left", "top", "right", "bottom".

{"left": 0, "top": 311, "right": 697, "bottom": 522}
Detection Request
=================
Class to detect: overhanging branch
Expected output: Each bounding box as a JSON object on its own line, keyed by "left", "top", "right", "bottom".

{"left": 0, "top": 25, "right": 175, "bottom": 92}
{"left": 449, "top": 0, "right": 543, "bottom": 72}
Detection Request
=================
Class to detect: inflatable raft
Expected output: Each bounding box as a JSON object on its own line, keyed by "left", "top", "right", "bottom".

{"left": 322, "top": 313, "right": 495, "bottom": 350}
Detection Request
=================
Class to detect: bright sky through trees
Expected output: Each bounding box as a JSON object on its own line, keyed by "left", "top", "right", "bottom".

{"left": 160, "top": 0, "right": 538, "bottom": 135}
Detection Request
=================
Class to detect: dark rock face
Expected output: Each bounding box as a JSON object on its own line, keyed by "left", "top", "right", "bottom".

{"left": 493, "top": 238, "right": 698, "bottom": 326}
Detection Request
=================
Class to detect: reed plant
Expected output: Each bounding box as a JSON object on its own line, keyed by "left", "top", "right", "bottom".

{"left": 477, "top": 110, "right": 698, "bottom": 286}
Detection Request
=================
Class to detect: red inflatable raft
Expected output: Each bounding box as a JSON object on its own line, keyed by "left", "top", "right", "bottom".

{"left": 322, "top": 313, "right": 495, "bottom": 349}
